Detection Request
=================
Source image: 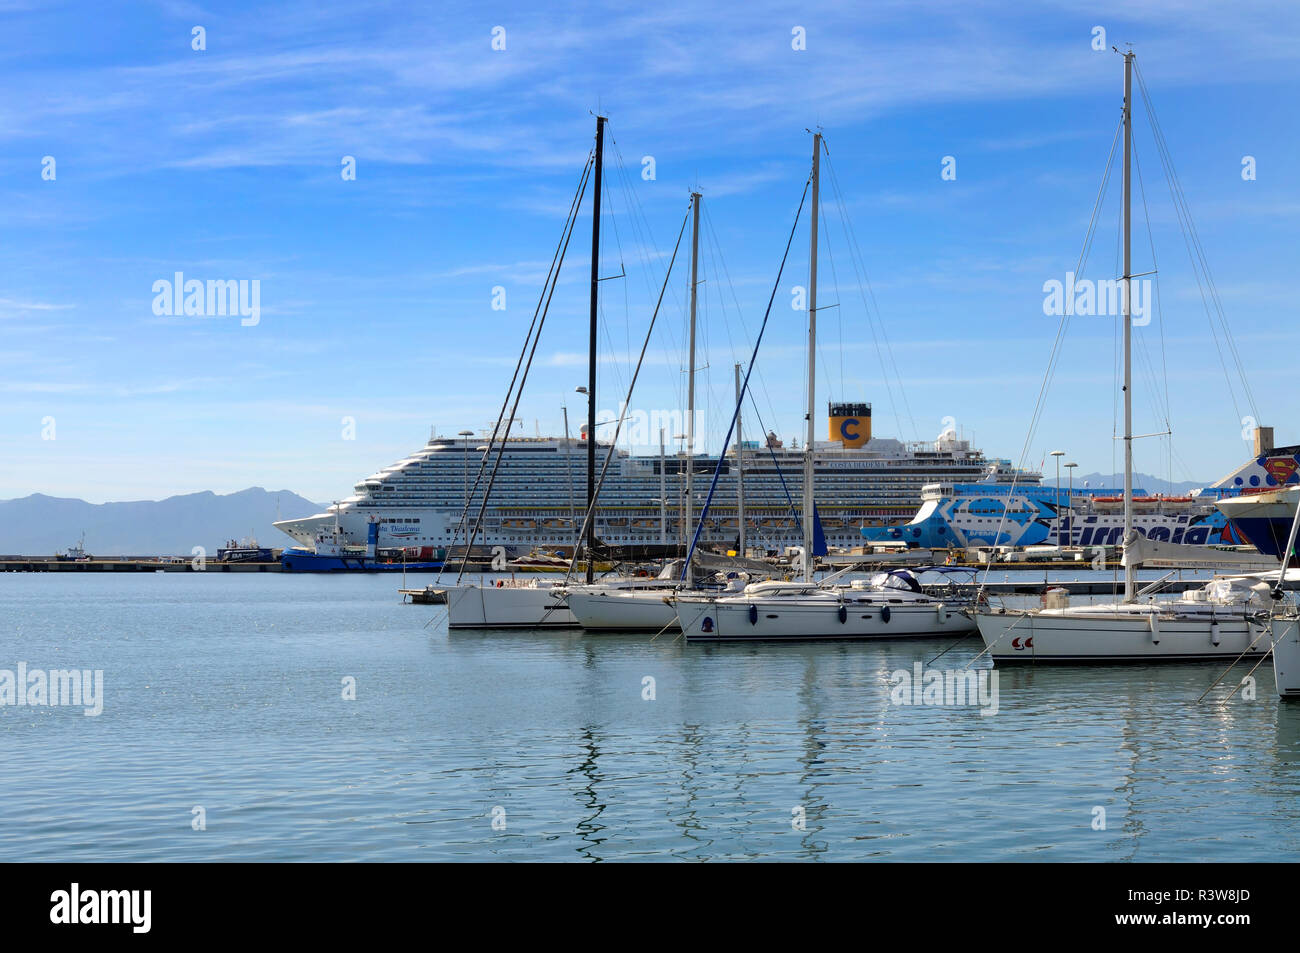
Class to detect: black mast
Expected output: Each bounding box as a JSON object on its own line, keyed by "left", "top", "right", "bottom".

{"left": 585, "top": 115, "right": 606, "bottom": 585}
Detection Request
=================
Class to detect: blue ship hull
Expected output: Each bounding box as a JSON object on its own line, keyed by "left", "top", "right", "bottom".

{"left": 1226, "top": 517, "right": 1297, "bottom": 559}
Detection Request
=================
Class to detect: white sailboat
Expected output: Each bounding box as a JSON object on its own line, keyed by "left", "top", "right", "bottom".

{"left": 973, "top": 50, "right": 1272, "bottom": 663}
{"left": 1274, "top": 611, "right": 1300, "bottom": 697}
{"left": 676, "top": 132, "right": 974, "bottom": 644}
{"left": 561, "top": 191, "right": 706, "bottom": 633}
{"left": 562, "top": 193, "right": 776, "bottom": 633}
{"left": 445, "top": 115, "right": 610, "bottom": 629}
{"left": 676, "top": 570, "right": 971, "bottom": 641}
{"left": 445, "top": 579, "right": 578, "bottom": 629}
{"left": 565, "top": 558, "right": 744, "bottom": 632}
{"left": 1265, "top": 483, "right": 1300, "bottom": 696}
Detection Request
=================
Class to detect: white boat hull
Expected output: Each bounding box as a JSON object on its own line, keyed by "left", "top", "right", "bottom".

{"left": 565, "top": 589, "right": 679, "bottom": 631}
{"left": 676, "top": 594, "right": 972, "bottom": 642}
{"left": 975, "top": 607, "right": 1269, "bottom": 662}
{"left": 1273, "top": 616, "right": 1300, "bottom": 697}
{"left": 445, "top": 582, "right": 578, "bottom": 629}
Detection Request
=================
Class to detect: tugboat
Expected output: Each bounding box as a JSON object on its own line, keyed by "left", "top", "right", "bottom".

{"left": 56, "top": 532, "right": 92, "bottom": 562}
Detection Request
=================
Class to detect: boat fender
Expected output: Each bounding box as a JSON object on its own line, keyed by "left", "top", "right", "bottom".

{"left": 936, "top": 603, "right": 947, "bottom": 623}
{"left": 1148, "top": 612, "right": 1160, "bottom": 644}
{"left": 881, "top": 606, "right": 891, "bottom": 624}
{"left": 748, "top": 605, "right": 758, "bottom": 625}
{"left": 837, "top": 605, "right": 847, "bottom": 624}
{"left": 1210, "top": 620, "right": 1220, "bottom": 646}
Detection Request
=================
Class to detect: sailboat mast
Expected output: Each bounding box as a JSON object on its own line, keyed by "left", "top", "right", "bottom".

{"left": 804, "top": 132, "right": 821, "bottom": 584}
{"left": 735, "top": 361, "right": 745, "bottom": 555}
{"left": 686, "top": 191, "right": 701, "bottom": 563}
{"left": 586, "top": 115, "right": 606, "bottom": 585}
{"left": 1122, "top": 52, "right": 1135, "bottom": 603}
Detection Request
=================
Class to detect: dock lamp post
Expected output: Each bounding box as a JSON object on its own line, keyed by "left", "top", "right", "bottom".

{"left": 1064, "top": 461, "right": 1078, "bottom": 547}
{"left": 1050, "top": 450, "right": 1066, "bottom": 547}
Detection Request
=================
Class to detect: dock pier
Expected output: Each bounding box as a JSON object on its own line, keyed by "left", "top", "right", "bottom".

{"left": 0, "top": 558, "right": 282, "bottom": 572}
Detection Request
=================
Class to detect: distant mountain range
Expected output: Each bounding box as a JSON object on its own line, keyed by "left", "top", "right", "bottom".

{"left": 0, "top": 488, "right": 324, "bottom": 557}
{"left": 1055, "top": 472, "right": 1206, "bottom": 495}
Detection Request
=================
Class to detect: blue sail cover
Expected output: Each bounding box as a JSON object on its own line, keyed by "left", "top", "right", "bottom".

{"left": 812, "top": 503, "right": 829, "bottom": 557}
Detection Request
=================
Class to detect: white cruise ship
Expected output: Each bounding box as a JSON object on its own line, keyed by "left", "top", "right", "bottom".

{"left": 274, "top": 403, "right": 1039, "bottom": 556}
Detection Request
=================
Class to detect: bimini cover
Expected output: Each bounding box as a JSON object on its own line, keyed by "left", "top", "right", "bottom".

{"left": 869, "top": 570, "right": 923, "bottom": 593}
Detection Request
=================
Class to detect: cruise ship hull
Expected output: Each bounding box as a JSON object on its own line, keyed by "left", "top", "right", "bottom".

{"left": 273, "top": 415, "right": 1039, "bottom": 557}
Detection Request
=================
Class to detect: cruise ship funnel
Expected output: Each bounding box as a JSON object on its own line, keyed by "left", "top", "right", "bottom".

{"left": 829, "top": 402, "right": 871, "bottom": 447}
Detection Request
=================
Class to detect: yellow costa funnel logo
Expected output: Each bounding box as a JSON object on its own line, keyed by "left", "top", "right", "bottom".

{"left": 829, "top": 402, "right": 871, "bottom": 447}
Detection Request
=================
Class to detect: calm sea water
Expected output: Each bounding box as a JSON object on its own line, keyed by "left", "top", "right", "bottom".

{"left": 2, "top": 571, "right": 1298, "bottom": 862}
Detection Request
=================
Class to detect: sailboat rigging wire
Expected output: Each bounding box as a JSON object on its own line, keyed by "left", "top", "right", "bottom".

{"left": 1196, "top": 617, "right": 1275, "bottom": 704}
{"left": 701, "top": 203, "right": 784, "bottom": 455}
{"left": 436, "top": 153, "right": 594, "bottom": 582}
{"left": 453, "top": 155, "right": 594, "bottom": 581}
{"left": 1125, "top": 128, "right": 1179, "bottom": 494}
{"left": 562, "top": 203, "right": 692, "bottom": 586}
{"left": 976, "top": 115, "right": 1123, "bottom": 598}
{"left": 1132, "top": 134, "right": 1174, "bottom": 448}
{"left": 595, "top": 162, "right": 633, "bottom": 405}
{"left": 1133, "top": 60, "right": 1258, "bottom": 423}
{"left": 608, "top": 139, "right": 692, "bottom": 433}
{"left": 682, "top": 178, "right": 812, "bottom": 581}
{"left": 824, "top": 151, "right": 918, "bottom": 441}
{"left": 1206, "top": 622, "right": 1277, "bottom": 705}
{"left": 746, "top": 390, "right": 806, "bottom": 535}
{"left": 817, "top": 198, "right": 845, "bottom": 404}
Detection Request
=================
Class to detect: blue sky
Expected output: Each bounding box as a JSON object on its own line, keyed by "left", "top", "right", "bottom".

{"left": 2, "top": 0, "right": 1298, "bottom": 503}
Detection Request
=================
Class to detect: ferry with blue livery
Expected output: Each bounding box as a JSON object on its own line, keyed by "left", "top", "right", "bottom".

{"left": 862, "top": 483, "right": 1242, "bottom": 549}
{"left": 862, "top": 434, "right": 1300, "bottom": 551}
{"left": 1214, "top": 430, "right": 1300, "bottom": 559}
